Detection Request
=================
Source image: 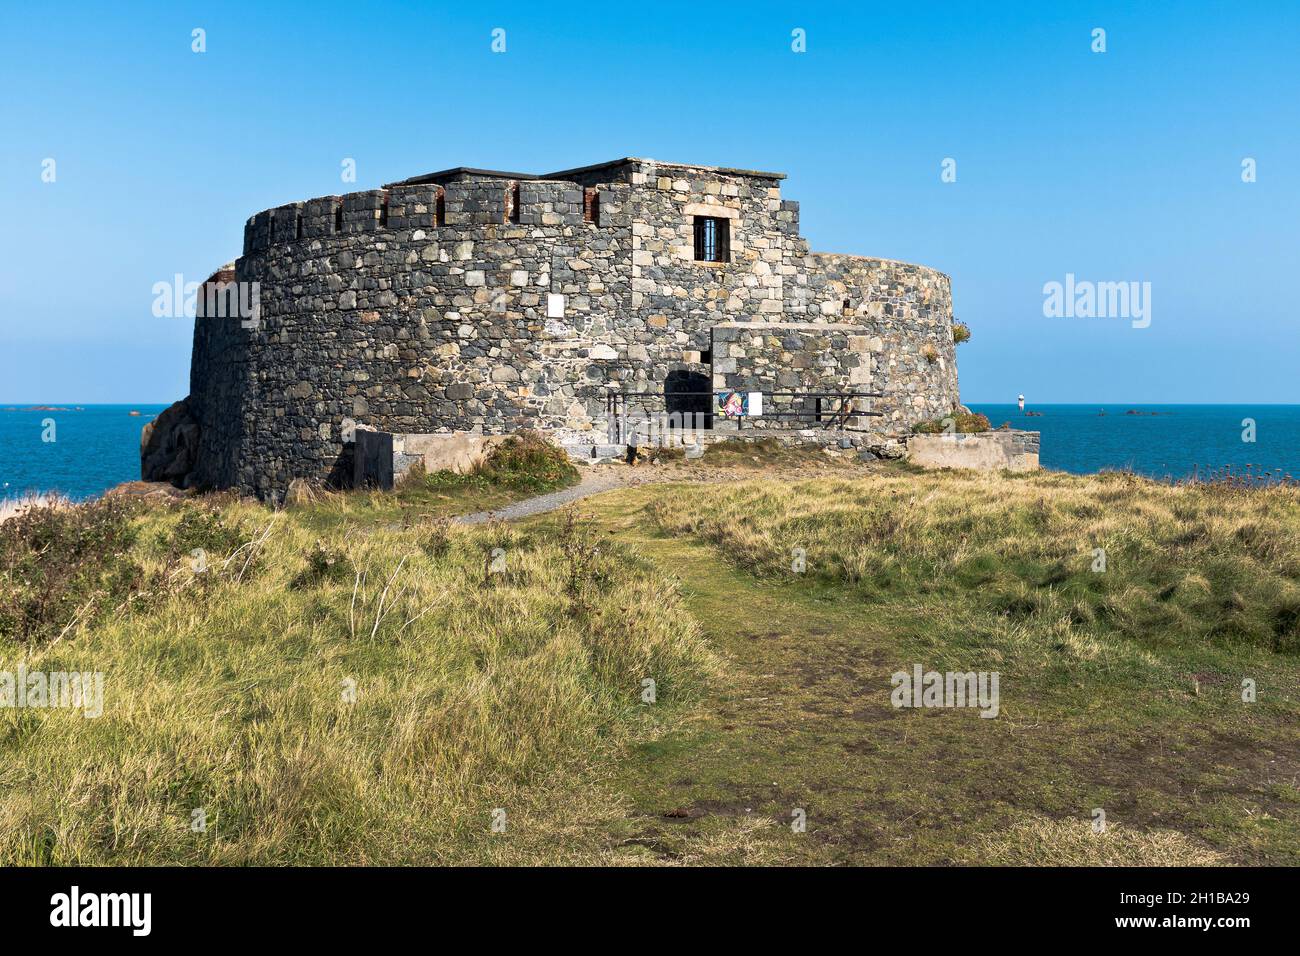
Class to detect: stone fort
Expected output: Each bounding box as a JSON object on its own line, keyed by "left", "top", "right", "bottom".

{"left": 152, "top": 157, "right": 963, "bottom": 499}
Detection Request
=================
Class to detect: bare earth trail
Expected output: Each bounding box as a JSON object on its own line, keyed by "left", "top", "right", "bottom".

{"left": 454, "top": 455, "right": 871, "bottom": 525}
{"left": 499, "top": 481, "right": 1297, "bottom": 865}
{"left": 455, "top": 461, "right": 977, "bottom": 864}
{"left": 510, "top": 483, "right": 1019, "bottom": 865}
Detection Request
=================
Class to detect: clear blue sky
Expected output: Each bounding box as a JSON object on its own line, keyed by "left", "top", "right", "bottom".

{"left": 2, "top": 0, "right": 1296, "bottom": 404}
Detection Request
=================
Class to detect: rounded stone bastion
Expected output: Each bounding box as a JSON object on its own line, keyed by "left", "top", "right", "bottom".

{"left": 177, "top": 158, "right": 962, "bottom": 499}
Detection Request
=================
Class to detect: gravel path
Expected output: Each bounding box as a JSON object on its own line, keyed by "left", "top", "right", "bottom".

{"left": 456, "top": 472, "right": 635, "bottom": 524}
{"left": 455, "top": 452, "right": 880, "bottom": 525}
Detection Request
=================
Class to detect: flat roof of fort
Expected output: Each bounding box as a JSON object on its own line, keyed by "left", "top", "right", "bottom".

{"left": 387, "top": 157, "right": 787, "bottom": 188}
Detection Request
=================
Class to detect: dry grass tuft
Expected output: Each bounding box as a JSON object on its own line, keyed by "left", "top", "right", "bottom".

{"left": 0, "top": 497, "right": 718, "bottom": 865}
{"left": 647, "top": 469, "right": 1300, "bottom": 657}
{"left": 973, "top": 816, "right": 1228, "bottom": 866}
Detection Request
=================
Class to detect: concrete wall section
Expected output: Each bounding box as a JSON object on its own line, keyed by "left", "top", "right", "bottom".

{"left": 908, "top": 431, "right": 1041, "bottom": 472}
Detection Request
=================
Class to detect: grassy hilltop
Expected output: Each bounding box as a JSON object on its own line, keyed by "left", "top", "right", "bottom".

{"left": 2, "top": 441, "right": 1298, "bottom": 865}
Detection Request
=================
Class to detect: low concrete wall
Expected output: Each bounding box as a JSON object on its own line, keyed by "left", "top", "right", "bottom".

{"left": 907, "top": 430, "right": 1040, "bottom": 472}
{"left": 353, "top": 430, "right": 507, "bottom": 489}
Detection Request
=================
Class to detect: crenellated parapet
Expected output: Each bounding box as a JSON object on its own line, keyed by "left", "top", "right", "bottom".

{"left": 240, "top": 179, "right": 603, "bottom": 259}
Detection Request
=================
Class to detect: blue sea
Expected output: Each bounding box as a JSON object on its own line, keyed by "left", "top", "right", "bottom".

{"left": 1, "top": 404, "right": 168, "bottom": 502}
{"left": 969, "top": 404, "right": 1299, "bottom": 480}
{"left": 1, "top": 403, "right": 1297, "bottom": 501}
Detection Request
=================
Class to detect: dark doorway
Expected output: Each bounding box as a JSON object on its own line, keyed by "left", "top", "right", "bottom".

{"left": 664, "top": 369, "right": 712, "bottom": 430}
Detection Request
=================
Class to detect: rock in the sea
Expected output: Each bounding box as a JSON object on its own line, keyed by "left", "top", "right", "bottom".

{"left": 140, "top": 397, "right": 201, "bottom": 486}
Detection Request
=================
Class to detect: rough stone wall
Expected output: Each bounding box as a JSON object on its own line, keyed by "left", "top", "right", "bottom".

{"left": 802, "top": 254, "right": 959, "bottom": 434}
{"left": 189, "top": 264, "right": 250, "bottom": 490}
{"left": 710, "top": 322, "right": 874, "bottom": 431}
{"left": 610, "top": 163, "right": 800, "bottom": 392}
{"left": 220, "top": 179, "right": 635, "bottom": 498}
{"left": 187, "top": 158, "right": 961, "bottom": 499}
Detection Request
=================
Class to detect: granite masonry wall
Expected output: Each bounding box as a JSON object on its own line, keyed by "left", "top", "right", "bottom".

{"left": 189, "top": 264, "right": 251, "bottom": 490}
{"left": 710, "top": 322, "right": 874, "bottom": 431}
{"left": 184, "top": 158, "right": 962, "bottom": 499}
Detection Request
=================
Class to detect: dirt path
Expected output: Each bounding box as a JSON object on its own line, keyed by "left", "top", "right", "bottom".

{"left": 456, "top": 451, "right": 886, "bottom": 525}
{"left": 509, "top": 485, "right": 1288, "bottom": 866}
{"left": 513, "top": 485, "right": 919, "bottom": 864}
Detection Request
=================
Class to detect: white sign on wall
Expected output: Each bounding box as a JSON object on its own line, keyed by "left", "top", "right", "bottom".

{"left": 546, "top": 293, "right": 565, "bottom": 318}
{"left": 747, "top": 392, "right": 763, "bottom": 416}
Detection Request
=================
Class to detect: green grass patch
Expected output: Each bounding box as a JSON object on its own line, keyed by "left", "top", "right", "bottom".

{"left": 567, "top": 475, "right": 1300, "bottom": 865}
{"left": 0, "top": 494, "right": 717, "bottom": 865}
{"left": 6, "top": 465, "right": 1297, "bottom": 866}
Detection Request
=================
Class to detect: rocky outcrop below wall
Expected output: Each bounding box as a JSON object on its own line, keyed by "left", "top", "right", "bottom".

{"left": 140, "top": 397, "right": 201, "bottom": 486}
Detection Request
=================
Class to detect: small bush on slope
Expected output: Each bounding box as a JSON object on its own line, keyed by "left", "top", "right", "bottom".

{"left": 912, "top": 412, "right": 992, "bottom": 434}
{"left": 0, "top": 498, "right": 145, "bottom": 646}
{"left": 419, "top": 431, "right": 580, "bottom": 499}
{"left": 0, "top": 498, "right": 260, "bottom": 646}
{"left": 474, "top": 431, "right": 580, "bottom": 492}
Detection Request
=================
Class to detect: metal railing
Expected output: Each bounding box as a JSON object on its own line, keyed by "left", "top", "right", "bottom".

{"left": 605, "top": 390, "right": 881, "bottom": 444}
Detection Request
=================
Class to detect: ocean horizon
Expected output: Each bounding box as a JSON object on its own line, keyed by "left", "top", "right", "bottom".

{"left": 967, "top": 404, "right": 1299, "bottom": 481}
{"left": 1, "top": 402, "right": 1296, "bottom": 501}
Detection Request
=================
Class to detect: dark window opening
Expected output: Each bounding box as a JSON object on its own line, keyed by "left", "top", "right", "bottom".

{"left": 295, "top": 213, "right": 303, "bottom": 240}
{"left": 268, "top": 213, "right": 275, "bottom": 243}
{"left": 334, "top": 202, "right": 344, "bottom": 233}
{"left": 379, "top": 191, "right": 389, "bottom": 227}
{"left": 842, "top": 298, "right": 852, "bottom": 314}
{"left": 435, "top": 187, "right": 446, "bottom": 226}
{"left": 700, "top": 347, "right": 712, "bottom": 364}
{"left": 665, "top": 369, "right": 713, "bottom": 430}
{"left": 693, "top": 216, "right": 729, "bottom": 262}
{"left": 583, "top": 187, "right": 600, "bottom": 225}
